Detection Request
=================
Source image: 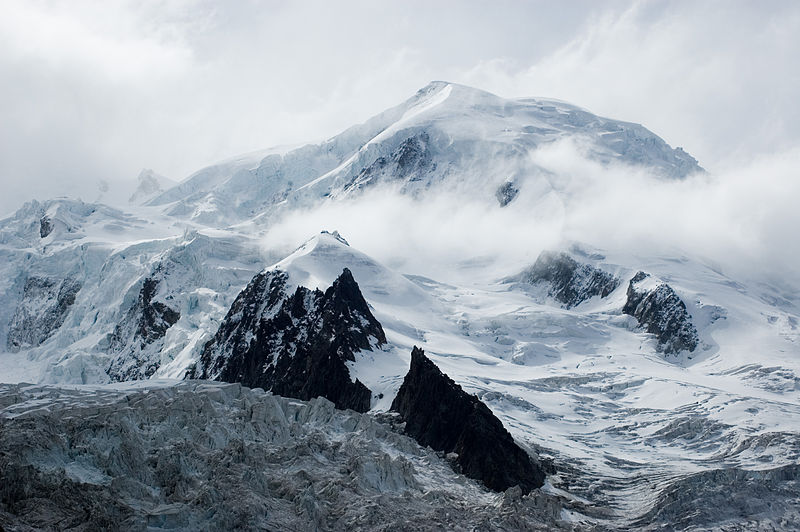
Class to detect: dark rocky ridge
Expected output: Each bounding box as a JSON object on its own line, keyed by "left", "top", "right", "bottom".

{"left": 622, "top": 271, "right": 699, "bottom": 354}
{"left": 6, "top": 277, "right": 82, "bottom": 351}
{"left": 514, "top": 251, "right": 619, "bottom": 308}
{"left": 38, "top": 216, "right": 52, "bottom": 238}
{"left": 343, "top": 132, "right": 434, "bottom": 195}
{"left": 195, "top": 268, "right": 385, "bottom": 412}
{"left": 107, "top": 277, "right": 181, "bottom": 380}
{"left": 391, "top": 347, "right": 546, "bottom": 494}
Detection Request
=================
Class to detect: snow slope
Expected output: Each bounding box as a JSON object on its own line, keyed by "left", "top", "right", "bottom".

{"left": 0, "top": 82, "right": 798, "bottom": 529}
{"left": 266, "top": 232, "right": 800, "bottom": 527}
{"left": 147, "top": 82, "right": 702, "bottom": 225}
{"left": 0, "top": 198, "right": 267, "bottom": 384}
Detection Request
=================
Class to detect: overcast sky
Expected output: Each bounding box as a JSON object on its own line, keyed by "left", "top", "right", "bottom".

{"left": 1, "top": 0, "right": 799, "bottom": 215}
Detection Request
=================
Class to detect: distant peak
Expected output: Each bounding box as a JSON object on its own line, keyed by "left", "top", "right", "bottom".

{"left": 137, "top": 168, "right": 158, "bottom": 180}
{"left": 415, "top": 80, "right": 499, "bottom": 99}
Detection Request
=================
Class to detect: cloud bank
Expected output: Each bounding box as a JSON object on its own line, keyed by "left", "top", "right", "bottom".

{"left": 1, "top": 0, "right": 799, "bottom": 219}
{"left": 263, "top": 139, "right": 800, "bottom": 289}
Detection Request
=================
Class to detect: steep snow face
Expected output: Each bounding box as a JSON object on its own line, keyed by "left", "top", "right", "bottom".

{"left": 107, "top": 277, "right": 181, "bottom": 380}
{"left": 7, "top": 277, "right": 81, "bottom": 351}
{"left": 149, "top": 82, "right": 702, "bottom": 225}
{"left": 0, "top": 198, "right": 265, "bottom": 385}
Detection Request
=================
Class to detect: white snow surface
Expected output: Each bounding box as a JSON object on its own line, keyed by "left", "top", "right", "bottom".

{"left": 0, "top": 82, "right": 798, "bottom": 527}
{"left": 142, "top": 81, "right": 701, "bottom": 226}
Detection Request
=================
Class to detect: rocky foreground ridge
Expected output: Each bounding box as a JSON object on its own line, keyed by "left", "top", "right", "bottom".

{"left": 391, "top": 347, "right": 546, "bottom": 494}
{"left": 193, "top": 268, "right": 384, "bottom": 412}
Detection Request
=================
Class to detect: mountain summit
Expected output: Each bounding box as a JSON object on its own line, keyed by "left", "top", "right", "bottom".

{"left": 148, "top": 82, "right": 702, "bottom": 224}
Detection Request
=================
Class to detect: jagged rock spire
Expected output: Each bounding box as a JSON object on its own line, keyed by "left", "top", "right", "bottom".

{"left": 391, "top": 346, "right": 546, "bottom": 494}
{"left": 195, "top": 268, "right": 385, "bottom": 412}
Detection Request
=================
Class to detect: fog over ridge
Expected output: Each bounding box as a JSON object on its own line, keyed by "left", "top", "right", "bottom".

{"left": 1, "top": 0, "right": 799, "bottom": 217}
{"left": 263, "top": 139, "right": 800, "bottom": 291}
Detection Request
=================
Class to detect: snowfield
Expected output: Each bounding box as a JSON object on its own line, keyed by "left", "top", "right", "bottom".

{"left": 0, "top": 82, "right": 798, "bottom": 530}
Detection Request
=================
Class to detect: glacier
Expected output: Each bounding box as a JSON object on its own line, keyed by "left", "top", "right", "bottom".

{"left": 0, "top": 82, "right": 798, "bottom": 530}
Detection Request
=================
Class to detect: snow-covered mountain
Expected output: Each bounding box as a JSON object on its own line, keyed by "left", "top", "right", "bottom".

{"left": 147, "top": 81, "right": 701, "bottom": 225}
{"left": 1, "top": 82, "right": 798, "bottom": 530}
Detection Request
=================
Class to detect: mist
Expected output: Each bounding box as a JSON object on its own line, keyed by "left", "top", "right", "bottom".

{"left": 2, "top": 1, "right": 799, "bottom": 219}
{"left": 263, "top": 139, "right": 800, "bottom": 289}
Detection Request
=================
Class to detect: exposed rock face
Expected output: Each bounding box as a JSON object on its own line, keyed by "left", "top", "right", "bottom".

{"left": 343, "top": 132, "right": 434, "bottom": 194}
{"left": 622, "top": 271, "right": 699, "bottom": 354}
{"left": 391, "top": 347, "right": 546, "bottom": 494}
{"left": 7, "top": 277, "right": 81, "bottom": 351}
{"left": 515, "top": 251, "right": 619, "bottom": 308}
{"left": 38, "top": 216, "right": 52, "bottom": 238}
{"left": 107, "top": 277, "right": 181, "bottom": 380}
{"left": 495, "top": 180, "right": 519, "bottom": 206}
{"left": 195, "top": 268, "right": 385, "bottom": 413}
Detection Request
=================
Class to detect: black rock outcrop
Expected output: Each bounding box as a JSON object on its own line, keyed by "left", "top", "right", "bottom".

{"left": 622, "top": 271, "right": 699, "bottom": 354}
{"left": 39, "top": 216, "right": 53, "bottom": 238}
{"left": 195, "top": 268, "right": 385, "bottom": 413}
{"left": 495, "top": 180, "right": 519, "bottom": 206}
{"left": 107, "top": 277, "right": 181, "bottom": 380}
{"left": 7, "top": 277, "right": 82, "bottom": 351}
{"left": 343, "top": 132, "right": 434, "bottom": 194}
{"left": 391, "top": 347, "right": 546, "bottom": 494}
{"left": 514, "top": 251, "right": 619, "bottom": 308}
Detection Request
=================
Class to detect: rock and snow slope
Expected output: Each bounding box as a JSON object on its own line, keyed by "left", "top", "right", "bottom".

{"left": 0, "top": 82, "right": 798, "bottom": 530}
{"left": 194, "top": 267, "right": 385, "bottom": 412}
{"left": 391, "top": 346, "right": 547, "bottom": 495}
{"left": 146, "top": 81, "right": 702, "bottom": 224}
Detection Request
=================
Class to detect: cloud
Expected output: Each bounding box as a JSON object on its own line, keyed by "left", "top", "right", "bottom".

{"left": 0, "top": 1, "right": 194, "bottom": 82}
{"left": 0, "top": 0, "right": 798, "bottom": 230}
{"left": 455, "top": 1, "right": 800, "bottom": 171}
{"left": 263, "top": 139, "right": 800, "bottom": 289}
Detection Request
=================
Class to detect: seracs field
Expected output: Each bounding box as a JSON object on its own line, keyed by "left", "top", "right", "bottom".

{"left": 1, "top": 83, "right": 798, "bottom": 530}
